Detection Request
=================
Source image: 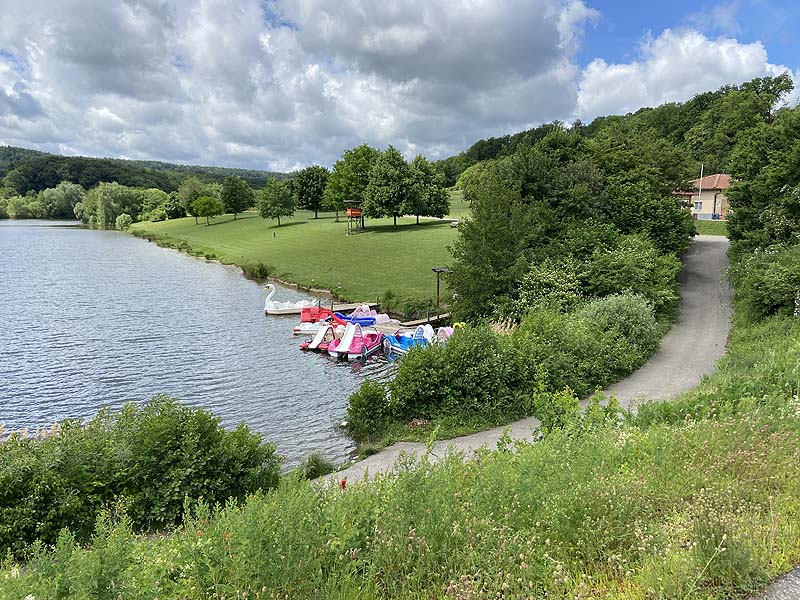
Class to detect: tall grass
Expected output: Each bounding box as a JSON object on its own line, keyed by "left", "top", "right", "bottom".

{"left": 3, "top": 403, "right": 799, "bottom": 598}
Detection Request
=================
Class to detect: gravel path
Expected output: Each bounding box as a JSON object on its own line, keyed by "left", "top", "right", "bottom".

{"left": 331, "top": 235, "right": 733, "bottom": 483}
{"left": 753, "top": 569, "right": 800, "bottom": 599}
{"left": 605, "top": 234, "right": 732, "bottom": 408}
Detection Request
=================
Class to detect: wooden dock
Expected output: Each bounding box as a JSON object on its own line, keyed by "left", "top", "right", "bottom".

{"left": 370, "top": 313, "right": 451, "bottom": 335}
{"left": 401, "top": 313, "right": 450, "bottom": 327}
{"left": 325, "top": 301, "right": 380, "bottom": 313}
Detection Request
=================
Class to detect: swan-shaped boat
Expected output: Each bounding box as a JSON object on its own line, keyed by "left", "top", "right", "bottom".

{"left": 264, "top": 284, "right": 320, "bottom": 315}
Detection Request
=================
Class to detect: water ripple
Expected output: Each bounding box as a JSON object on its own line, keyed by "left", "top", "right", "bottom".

{"left": 0, "top": 220, "right": 394, "bottom": 467}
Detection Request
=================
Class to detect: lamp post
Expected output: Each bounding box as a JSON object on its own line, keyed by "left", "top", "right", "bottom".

{"left": 432, "top": 266, "right": 451, "bottom": 319}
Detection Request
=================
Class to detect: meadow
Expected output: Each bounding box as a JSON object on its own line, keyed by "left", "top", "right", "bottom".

{"left": 132, "top": 209, "right": 460, "bottom": 312}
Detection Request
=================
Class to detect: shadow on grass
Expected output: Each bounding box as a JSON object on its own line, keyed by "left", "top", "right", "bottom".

{"left": 359, "top": 220, "right": 453, "bottom": 234}
{"left": 267, "top": 221, "right": 308, "bottom": 229}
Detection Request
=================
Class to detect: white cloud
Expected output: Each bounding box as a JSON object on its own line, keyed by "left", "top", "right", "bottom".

{"left": 0, "top": 0, "right": 598, "bottom": 170}
{"left": 576, "top": 28, "right": 798, "bottom": 120}
{"left": 0, "top": 1, "right": 795, "bottom": 172}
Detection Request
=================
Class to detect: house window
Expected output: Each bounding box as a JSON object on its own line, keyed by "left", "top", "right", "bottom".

{"left": 694, "top": 201, "right": 703, "bottom": 211}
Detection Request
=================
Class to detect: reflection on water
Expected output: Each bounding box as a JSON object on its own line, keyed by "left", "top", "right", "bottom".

{"left": 0, "top": 220, "right": 394, "bottom": 467}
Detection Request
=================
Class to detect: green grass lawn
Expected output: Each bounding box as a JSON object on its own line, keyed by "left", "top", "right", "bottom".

{"left": 132, "top": 210, "right": 458, "bottom": 306}
{"left": 446, "top": 188, "right": 470, "bottom": 219}
{"left": 694, "top": 219, "right": 728, "bottom": 236}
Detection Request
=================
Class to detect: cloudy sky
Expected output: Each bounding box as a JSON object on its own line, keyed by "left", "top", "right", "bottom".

{"left": 0, "top": 0, "right": 798, "bottom": 172}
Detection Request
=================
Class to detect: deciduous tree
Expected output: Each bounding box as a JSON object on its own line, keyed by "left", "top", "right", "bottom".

{"left": 293, "top": 165, "right": 329, "bottom": 218}
{"left": 363, "top": 145, "right": 414, "bottom": 227}
{"left": 177, "top": 177, "right": 205, "bottom": 224}
{"left": 408, "top": 155, "right": 450, "bottom": 224}
{"left": 324, "top": 144, "right": 380, "bottom": 221}
{"left": 193, "top": 195, "right": 224, "bottom": 225}
{"left": 221, "top": 175, "right": 254, "bottom": 219}
{"left": 258, "top": 179, "right": 294, "bottom": 226}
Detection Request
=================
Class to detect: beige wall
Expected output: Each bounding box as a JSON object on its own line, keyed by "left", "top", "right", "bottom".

{"left": 689, "top": 189, "right": 728, "bottom": 220}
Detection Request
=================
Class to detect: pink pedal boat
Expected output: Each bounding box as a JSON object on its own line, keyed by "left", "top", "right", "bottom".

{"left": 328, "top": 323, "right": 384, "bottom": 361}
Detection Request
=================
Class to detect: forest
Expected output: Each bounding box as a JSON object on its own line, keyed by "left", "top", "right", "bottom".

{"left": 0, "top": 146, "right": 286, "bottom": 196}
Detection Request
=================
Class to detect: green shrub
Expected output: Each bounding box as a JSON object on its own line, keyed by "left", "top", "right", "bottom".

{"left": 389, "top": 326, "right": 538, "bottom": 425}
{"left": 347, "top": 379, "right": 392, "bottom": 440}
{"left": 518, "top": 308, "right": 641, "bottom": 397}
{"left": 730, "top": 245, "right": 800, "bottom": 322}
{"left": 241, "top": 262, "right": 273, "bottom": 280}
{"left": 115, "top": 212, "right": 133, "bottom": 230}
{"left": 577, "top": 292, "right": 660, "bottom": 355}
{"left": 584, "top": 234, "right": 680, "bottom": 318}
{"left": 511, "top": 257, "right": 583, "bottom": 317}
{"left": 298, "top": 452, "right": 337, "bottom": 480}
{"left": 146, "top": 205, "right": 168, "bottom": 222}
{"left": 0, "top": 396, "right": 281, "bottom": 556}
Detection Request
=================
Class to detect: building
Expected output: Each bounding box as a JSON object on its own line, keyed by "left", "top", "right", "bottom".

{"left": 675, "top": 173, "right": 732, "bottom": 220}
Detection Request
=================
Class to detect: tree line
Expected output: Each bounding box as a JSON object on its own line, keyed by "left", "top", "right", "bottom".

{"left": 436, "top": 74, "right": 794, "bottom": 187}
{"left": 0, "top": 146, "right": 288, "bottom": 196}
{"left": 262, "top": 144, "right": 449, "bottom": 227}
{"left": 0, "top": 144, "right": 449, "bottom": 230}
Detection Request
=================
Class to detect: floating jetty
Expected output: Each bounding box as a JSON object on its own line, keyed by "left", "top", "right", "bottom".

{"left": 371, "top": 313, "right": 451, "bottom": 336}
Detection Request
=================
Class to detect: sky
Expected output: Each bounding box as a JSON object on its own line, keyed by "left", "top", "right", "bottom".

{"left": 0, "top": 0, "right": 798, "bottom": 172}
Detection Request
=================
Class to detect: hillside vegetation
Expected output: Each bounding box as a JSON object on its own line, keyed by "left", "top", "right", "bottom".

{"left": 0, "top": 145, "right": 286, "bottom": 195}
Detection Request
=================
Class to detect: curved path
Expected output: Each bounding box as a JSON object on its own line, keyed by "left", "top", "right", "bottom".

{"left": 331, "top": 235, "right": 732, "bottom": 483}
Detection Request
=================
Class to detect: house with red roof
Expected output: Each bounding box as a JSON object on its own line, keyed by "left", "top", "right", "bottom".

{"left": 675, "top": 173, "right": 732, "bottom": 221}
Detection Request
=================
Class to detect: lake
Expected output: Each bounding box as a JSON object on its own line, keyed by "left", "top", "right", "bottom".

{"left": 0, "top": 220, "right": 391, "bottom": 467}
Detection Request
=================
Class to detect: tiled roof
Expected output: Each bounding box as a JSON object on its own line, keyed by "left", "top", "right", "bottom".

{"left": 689, "top": 173, "right": 732, "bottom": 190}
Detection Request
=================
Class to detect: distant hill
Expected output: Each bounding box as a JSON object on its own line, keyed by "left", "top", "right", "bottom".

{"left": 0, "top": 146, "right": 289, "bottom": 194}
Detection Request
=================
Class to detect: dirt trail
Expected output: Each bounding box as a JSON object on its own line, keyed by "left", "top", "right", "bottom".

{"left": 331, "top": 235, "right": 732, "bottom": 483}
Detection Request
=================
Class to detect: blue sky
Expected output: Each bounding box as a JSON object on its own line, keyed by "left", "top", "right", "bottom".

{"left": 0, "top": 0, "right": 798, "bottom": 171}
{"left": 580, "top": 0, "right": 800, "bottom": 68}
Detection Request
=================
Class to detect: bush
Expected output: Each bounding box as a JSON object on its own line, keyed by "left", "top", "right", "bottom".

{"left": 298, "top": 452, "right": 337, "bottom": 480}
{"left": 347, "top": 379, "right": 392, "bottom": 440}
{"left": 517, "top": 308, "right": 642, "bottom": 397}
{"left": 146, "top": 206, "right": 168, "bottom": 222}
{"left": 729, "top": 245, "right": 800, "bottom": 322}
{"left": 241, "top": 262, "right": 273, "bottom": 280}
{"left": 577, "top": 293, "right": 660, "bottom": 355}
{"left": 511, "top": 258, "right": 583, "bottom": 318}
{"left": 0, "top": 396, "right": 281, "bottom": 556}
{"left": 115, "top": 213, "right": 133, "bottom": 230}
{"left": 584, "top": 234, "right": 680, "bottom": 318}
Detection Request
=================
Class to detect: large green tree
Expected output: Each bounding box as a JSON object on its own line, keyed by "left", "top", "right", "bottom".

{"left": 75, "top": 182, "right": 141, "bottom": 227}
{"left": 407, "top": 155, "right": 450, "bottom": 224}
{"left": 258, "top": 179, "right": 295, "bottom": 226}
{"left": 177, "top": 177, "right": 206, "bottom": 224}
{"left": 293, "top": 165, "right": 329, "bottom": 218}
{"left": 362, "top": 145, "right": 415, "bottom": 227}
{"left": 324, "top": 144, "right": 380, "bottom": 220}
{"left": 37, "top": 181, "right": 85, "bottom": 219}
{"left": 193, "top": 195, "right": 224, "bottom": 225}
{"left": 221, "top": 175, "right": 254, "bottom": 219}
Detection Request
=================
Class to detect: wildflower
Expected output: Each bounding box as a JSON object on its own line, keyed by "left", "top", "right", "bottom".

{"left": 339, "top": 478, "right": 347, "bottom": 490}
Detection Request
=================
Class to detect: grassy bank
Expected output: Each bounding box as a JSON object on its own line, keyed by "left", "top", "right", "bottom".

{"left": 4, "top": 312, "right": 799, "bottom": 598}
{"left": 132, "top": 210, "right": 458, "bottom": 311}
{"left": 694, "top": 220, "right": 728, "bottom": 236}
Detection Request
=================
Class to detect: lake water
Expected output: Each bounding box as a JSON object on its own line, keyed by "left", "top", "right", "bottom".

{"left": 0, "top": 220, "right": 391, "bottom": 467}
